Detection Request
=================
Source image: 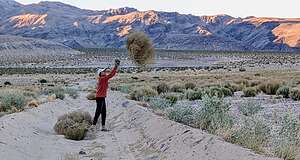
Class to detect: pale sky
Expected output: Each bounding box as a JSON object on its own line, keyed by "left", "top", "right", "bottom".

{"left": 16, "top": 0, "right": 300, "bottom": 18}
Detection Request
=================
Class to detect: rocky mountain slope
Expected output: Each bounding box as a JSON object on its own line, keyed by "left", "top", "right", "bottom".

{"left": 0, "top": 35, "right": 80, "bottom": 66}
{"left": 0, "top": 0, "right": 299, "bottom": 52}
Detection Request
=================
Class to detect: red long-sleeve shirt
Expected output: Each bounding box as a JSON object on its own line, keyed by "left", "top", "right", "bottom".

{"left": 96, "top": 67, "right": 117, "bottom": 98}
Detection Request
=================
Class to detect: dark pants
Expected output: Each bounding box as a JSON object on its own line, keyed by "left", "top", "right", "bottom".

{"left": 93, "top": 97, "right": 106, "bottom": 126}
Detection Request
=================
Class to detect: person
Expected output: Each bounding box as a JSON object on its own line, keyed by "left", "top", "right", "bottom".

{"left": 92, "top": 59, "right": 120, "bottom": 132}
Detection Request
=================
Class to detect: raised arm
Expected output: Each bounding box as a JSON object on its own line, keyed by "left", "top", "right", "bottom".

{"left": 106, "top": 59, "right": 120, "bottom": 79}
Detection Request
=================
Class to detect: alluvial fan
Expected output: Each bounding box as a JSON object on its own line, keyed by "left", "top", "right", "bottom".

{"left": 126, "top": 31, "right": 154, "bottom": 66}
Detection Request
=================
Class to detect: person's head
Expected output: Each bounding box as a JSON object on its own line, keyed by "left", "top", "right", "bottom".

{"left": 97, "top": 68, "right": 110, "bottom": 77}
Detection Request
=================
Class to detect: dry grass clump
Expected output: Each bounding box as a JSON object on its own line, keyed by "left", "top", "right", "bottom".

{"left": 156, "top": 82, "right": 169, "bottom": 94}
{"left": 242, "top": 87, "right": 257, "bottom": 97}
{"left": 275, "top": 144, "right": 300, "bottom": 160}
{"left": 54, "top": 111, "right": 92, "bottom": 140}
{"left": 129, "top": 85, "right": 158, "bottom": 101}
{"left": 126, "top": 31, "right": 154, "bottom": 66}
{"left": 161, "top": 92, "right": 182, "bottom": 104}
{"left": 184, "top": 82, "right": 196, "bottom": 90}
{"left": 170, "top": 82, "right": 185, "bottom": 93}
{"left": 289, "top": 88, "right": 300, "bottom": 101}
{"left": 223, "top": 82, "right": 241, "bottom": 92}
{"left": 63, "top": 153, "right": 80, "bottom": 160}
{"left": 258, "top": 80, "right": 282, "bottom": 95}
{"left": 44, "top": 87, "right": 66, "bottom": 100}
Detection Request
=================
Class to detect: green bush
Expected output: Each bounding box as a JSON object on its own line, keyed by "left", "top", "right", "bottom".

{"left": 196, "top": 94, "right": 233, "bottom": 134}
{"left": 232, "top": 116, "right": 270, "bottom": 153}
{"left": 148, "top": 97, "right": 173, "bottom": 110}
{"left": 258, "top": 81, "right": 282, "bottom": 95}
{"left": 170, "top": 83, "right": 185, "bottom": 92}
{"left": 223, "top": 82, "right": 241, "bottom": 92}
{"left": 116, "top": 84, "right": 134, "bottom": 94}
{"left": 274, "top": 112, "right": 300, "bottom": 160}
{"left": 54, "top": 111, "right": 92, "bottom": 141}
{"left": 290, "top": 88, "right": 300, "bottom": 101}
{"left": 279, "top": 113, "right": 300, "bottom": 143}
{"left": 242, "top": 87, "right": 257, "bottom": 97}
{"left": 161, "top": 92, "right": 181, "bottom": 104}
{"left": 184, "top": 82, "right": 196, "bottom": 90}
{"left": 238, "top": 101, "right": 262, "bottom": 116}
{"left": 184, "top": 89, "right": 202, "bottom": 101}
{"left": 167, "top": 105, "right": 197, "bottom": 126}
{"left": 156, "top": 83, "right": 169, "bottom": 94}
{"left": 129, "top": 86, "right": 158, "bottom": 101}
{"left": 0, "top": 91, "right": 26, "bottom": 112}
{"left": 276, "top": 86, "right": 290, "bottom": 98}
{"left": 204, "top": 87, "right": 224, "bottom": 98}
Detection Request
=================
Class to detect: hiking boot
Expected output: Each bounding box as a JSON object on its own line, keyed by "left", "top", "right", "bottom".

{"left": 101, "top": 125, "right": 109, "bottom": 132}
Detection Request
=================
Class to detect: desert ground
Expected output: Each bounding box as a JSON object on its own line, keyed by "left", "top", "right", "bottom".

{"left": 1, "top": 50, "right": 300, "bottom": 160}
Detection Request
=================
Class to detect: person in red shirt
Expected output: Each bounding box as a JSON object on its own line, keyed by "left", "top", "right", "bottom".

{"left": 92, "top": 59, "right": 120, "bottom": 131}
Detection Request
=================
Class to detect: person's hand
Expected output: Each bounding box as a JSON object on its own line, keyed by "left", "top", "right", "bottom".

{"left": 115, "top": 59, "right": 120, "bottom": 67}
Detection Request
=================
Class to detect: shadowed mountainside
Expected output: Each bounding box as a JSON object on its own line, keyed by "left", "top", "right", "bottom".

{"left": 0, "top": 0, "right": 299, "bottom": 52}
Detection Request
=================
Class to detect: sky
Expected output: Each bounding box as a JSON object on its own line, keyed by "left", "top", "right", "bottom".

{"left": 16, "top": 0, "right": 300, "bottom": 18}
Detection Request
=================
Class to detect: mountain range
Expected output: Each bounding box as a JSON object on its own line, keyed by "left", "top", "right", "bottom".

{"left": 0, "top": 0, "right": 300, "bottom": 52}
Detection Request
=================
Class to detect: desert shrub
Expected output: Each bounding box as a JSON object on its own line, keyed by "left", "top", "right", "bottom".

{"left": 45, "top": 87, "right": 66, "bottom": 100}
{"left": 195, "top": 94, "right": 233, "bottom": 134}
{"left": 0, "top": 90, "right": 26, "bottom": 112}
{"left": 161, "top": 92, "right": 181, "bottom": 104}
{"left": 277, "top": 86, "right": 290, "bottom": 98}
{"left": 148, "top": 97, "right": 173, "bottom": 110}
{"left": 4, "top": 81, "right": 12, "bottom": 85}
{"left": 170, "top": 83, "right": 185, "bottom": 92}
{"left": 223, "top": 82, "right": 241, "bottom": 92}
{"left": 129, "top": 86, "right": 158, "bottom": 101}
{"left": 290, "top": 88, "right": 300, "bottom": 101}
{"left": 54, "top": 111, "right": 92, "bottom": 140}
{"left": 184, "top": 82, "right": 196, "bottom": 90}
{"left": 242, "top": 87, "right": 257, "bottom": 97}
{"left": 166, "top": 105, "right": 197, "bottom": 126}
{"left": 65, "top": 88, "right": 79, "bottom": 99}
{"left": 238, "top": 101, "right": 262, "bottom": 116}
{"left": 232, "top": 116, "right": 270, "bottom": 153}
{"left": 275, "top": 143, "right": 300, "bottom": 160}
{"left": 221, "top": 87, "right": 233, "bottom": 97}
{"left": 204, "top": 87, "right": 224, "bottom": 98}
{"left": 156, "top": 83, "right": 169, "bottom": 94}
{"left": 116, "top": 84, "right": 134, "bottom": 94}
{"left": 39, "top": 79, "right": 48, "bottom": 84}
{"left": 279, "top": 113, "right": 300, "bottom": 143}
{"left": 126, "top": 31, "right": 154, "bottom": 66}
{"left": 258, "top": 81, "right": 282, "bottom": 95}
{"left": 236, "top": 79, "right": 250, "bottom": 89}
{"left": 184, "top": 89, "right": 202, "bottom": 101}
{"left": 239, "top": 68, "right": 246, "bottom": 72}
{"left": 274, "top": 113, "right": 300, "bottom": 160}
